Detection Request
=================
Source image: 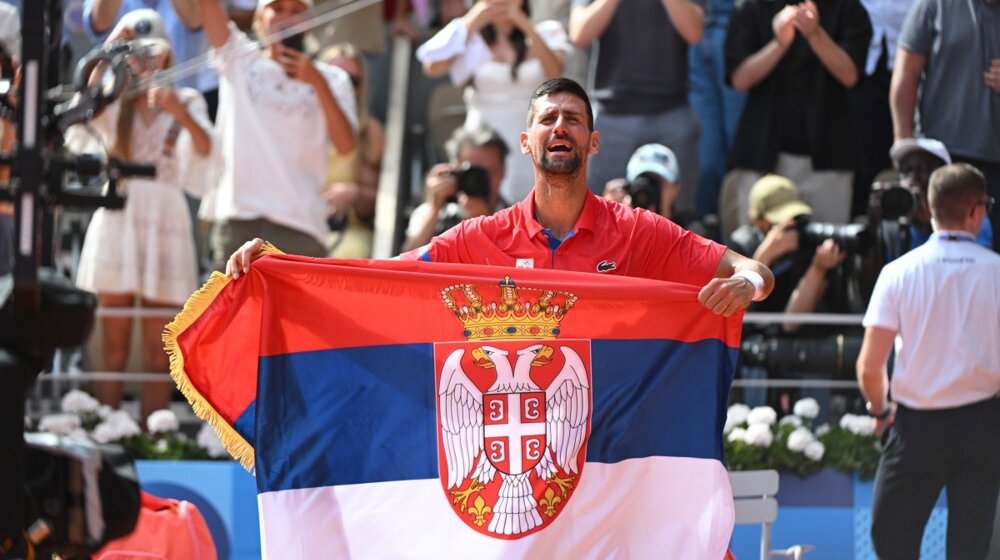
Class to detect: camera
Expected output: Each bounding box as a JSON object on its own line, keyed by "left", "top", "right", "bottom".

{"left": 869, "top": 181, "right": 919, "bottom": 221}
{"left": 740, "top": 333, "right": 863, "bottom": 380}
{"left": 623, "top": 172, "right": 661, "bottom": 214}
{"left": 794, "top": 215, "right": 871, "bottom": 255}
{"left": 447, "top": 162, "right": 491, "bottom": 201}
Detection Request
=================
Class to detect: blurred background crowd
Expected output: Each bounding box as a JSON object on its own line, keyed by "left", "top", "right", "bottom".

{"left": 0, "top": 0, "right": 997, "bottom": 422}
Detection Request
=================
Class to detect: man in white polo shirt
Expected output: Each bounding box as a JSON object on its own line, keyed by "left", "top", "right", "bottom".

{"left": 856, "top": 163, "right": 1000, "bottom": 560}
{"left": 197, "top": 0, "right": 358, "bottom": 269}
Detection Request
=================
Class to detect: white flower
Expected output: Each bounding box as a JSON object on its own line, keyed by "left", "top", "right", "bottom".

{"left": 38, "top": 413, "right": 82, "bottom": 436}
{"left": 787, "top": 427, "right": 816, "bottom": 452}
{"left": 839, "top": 414, "right": 876, "bottom": 437}
{"left": 91, "top": 423, "right": 118, "bottom": 444}
{"left": 744, "top": 423, "right": 774, "bottom": 448}
{"left": 197, "top": 423, "right": 229, "bottom": 458}
{"left": 747, "top": 406, "right": 777, "bottom": 426}
{"left": 804, "top": 440, "right": 825, "bottom": 461}
{"left": 815, "top": 424, "right": 831, "bottom": 437}
{"left": 728, "top": 427, "right": 748, "bottom": 443}
{"left": 146, "top": 409, "right": 179, "bottom": 435}
{"left": 97, "top": 405, "right": 113, "bottom": 419}
{"left": 91, "top": 409, "right": 142, "bottom": 443}
{"left": 778, "top": 415, "right": 803, "bottom": 428}
{"left": 155, "top": 439, "right": 169, "bottom": 453}
{"left": 727, "top": 404, "right": 751, "bottom": 425}
{"left": 793, "top": 397, "right": 821, "bottom": 419}
{"left": 60, "top": 390, "right": 100, "bottom": 415}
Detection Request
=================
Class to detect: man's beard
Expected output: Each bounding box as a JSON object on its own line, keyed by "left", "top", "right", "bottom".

{"left": 539, "top": 151, "right": 583, "bottom": 175}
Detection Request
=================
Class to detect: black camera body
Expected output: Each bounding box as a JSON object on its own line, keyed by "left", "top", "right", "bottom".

{"left": 624, "top": 172, "right": 661, "bottom": 214}
{"left": 448, "top": 162, "right": 491, "bottom": 201}
{"left": 870, "top": 181, "right": 919, "bottom": 221}
{"left": 793, "top": 214, "right": 871, "bottom": 255}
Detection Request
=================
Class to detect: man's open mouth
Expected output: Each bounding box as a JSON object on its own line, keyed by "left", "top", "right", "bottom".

{"left": 547, "top": 142, "right": 572, "bottom": 153}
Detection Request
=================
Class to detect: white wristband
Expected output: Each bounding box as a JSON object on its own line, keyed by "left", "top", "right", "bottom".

{"left": 732, "top": 270, "right": 765, "bottom": 301}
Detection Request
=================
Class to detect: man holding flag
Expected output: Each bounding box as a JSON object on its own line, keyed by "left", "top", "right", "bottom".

{"left": 228, "top": 78, "right": 774, "bottom": 313}
{"left": 188, "top": 78, "right": 773, "bottom": 558}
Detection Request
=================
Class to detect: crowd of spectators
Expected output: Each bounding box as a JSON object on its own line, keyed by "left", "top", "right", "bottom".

{"left": 0, "top": 0, "right": 996, "bottom": 415}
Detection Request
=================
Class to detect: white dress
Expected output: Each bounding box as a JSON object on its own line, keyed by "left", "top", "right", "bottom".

{"left": 67, "top": 89, "right": 213, "bottom": 305}
{"left": 417, "top": 20, "right": 573, "bottom": 203}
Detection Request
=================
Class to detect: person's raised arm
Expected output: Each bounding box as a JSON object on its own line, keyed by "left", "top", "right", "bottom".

{"left": 660, "top": 0, "right": 704, "bottom": 45}
{"left": 856, "top": 326, "right": 896, "bottom": 435}
{"left": 510, "top": 9, "right": 565, "bottom": 79}
{"left": 698, "top": 248, "right": 775, "bottom": 316}
{"left": 276, "top": 45, "right": 356, "bottom": 153}
{"left": 569, "top": 0, "right": 621, "bottom": 49}
{"left": 729, "top": 5, "right": 795, "bottom": 91}
{"left": 172, "top": 0, "right": 204, "bottom": 29}
{"left": 197, "top": 0, "right": 232, "bottom": 49}
{"left": 89, "top": 0, "right": 124, "bottom": 35}
{"left": 890, "top": 48, "right": 925, "bottom": 140}
{"left": 794, "top": 1, "right": 863, "bottom": 88}
{"left": 424, "top": 1, "right": 502, "bottom": 77}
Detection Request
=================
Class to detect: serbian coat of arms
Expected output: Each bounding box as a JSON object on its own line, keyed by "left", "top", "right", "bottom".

{"left": 434, "top": 277, "right": 593, "bottom": 539}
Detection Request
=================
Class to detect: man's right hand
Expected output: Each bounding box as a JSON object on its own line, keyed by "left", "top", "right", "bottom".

{"left": 425, "top": 163, "right": 459, "bottom": 209}
{"left": 226, "top": 238, "right": 266, "bottom": 279}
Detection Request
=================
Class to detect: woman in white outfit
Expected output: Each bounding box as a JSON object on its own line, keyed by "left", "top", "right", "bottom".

{"left": 68, "top": 10, "right": 212, "bottom": 419}
{"left": 418, "top": 0, "right": 570, "bottom": 203}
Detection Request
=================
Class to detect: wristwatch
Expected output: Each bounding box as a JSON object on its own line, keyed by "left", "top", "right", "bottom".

{"left": 865, "top": 401, "right": 892, "bottom": 420}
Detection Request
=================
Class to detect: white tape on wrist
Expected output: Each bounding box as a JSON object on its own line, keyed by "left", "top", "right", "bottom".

{"left": 732, "top": 270, "right": 765, "bottom": 301}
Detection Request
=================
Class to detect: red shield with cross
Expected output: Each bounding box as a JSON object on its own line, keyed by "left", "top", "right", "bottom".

{"left": 483, "top": 392, "right": 546, "bottom": 475}
{"left": 434, "top": 338, "right": 592, "bottom": 539}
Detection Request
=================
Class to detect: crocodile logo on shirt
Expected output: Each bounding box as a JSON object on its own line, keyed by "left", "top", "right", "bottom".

{"left": 596, "top": 260, "right": 617, "bottom": 273}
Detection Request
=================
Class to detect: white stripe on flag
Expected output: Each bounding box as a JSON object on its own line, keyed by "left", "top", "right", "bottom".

{"left": 257, "top": 456, "right": 734, "bottom": 559}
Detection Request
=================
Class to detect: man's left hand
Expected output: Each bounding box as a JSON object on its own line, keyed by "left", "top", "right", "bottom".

{"left": 698, "top": 277, "right": 754, "bottom": 317}
{"left": 277, "top": 45, "right": 323, "bottom": 86}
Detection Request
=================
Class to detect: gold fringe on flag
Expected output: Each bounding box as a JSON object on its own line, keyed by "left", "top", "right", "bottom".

{"left": 161, "top": 242, "right": 282, "bottom": 474}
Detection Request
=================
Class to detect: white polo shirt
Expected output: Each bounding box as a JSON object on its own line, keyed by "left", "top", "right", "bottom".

{"left": 863, "top": 230, "right": 1000, "bottom": 410}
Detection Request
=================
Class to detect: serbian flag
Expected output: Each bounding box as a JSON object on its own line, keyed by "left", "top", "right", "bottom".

{"left": 164, "top": 248, "right": 742, "bottom": 559}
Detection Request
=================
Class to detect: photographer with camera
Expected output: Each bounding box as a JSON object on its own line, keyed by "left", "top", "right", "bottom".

{"left": 857, "top": 163, "right": 1000, "bottom": 560}
{"left": 730, "top": 175, "right": 855, "bottom": 413}
{"left": 729, "top": 175, "right": 848, "bottom": 316}
{"left": 603, "top": 143, "right": 711, "bottom": 236}
{"left": 887, "top": 138, "right": 992, "bottom": 251}
{"left": 403, "top": 126, "right": 510, "bottom": 252}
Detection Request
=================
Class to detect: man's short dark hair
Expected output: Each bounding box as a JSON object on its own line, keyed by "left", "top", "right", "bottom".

{"left": 928, "top": 163, "right": 988, "bottom": 225}
{"left": 527, "top": 78, "right": 594, "bottom": 132}
{"left": 445, "top": 126, "right": 509, "bottom": 164}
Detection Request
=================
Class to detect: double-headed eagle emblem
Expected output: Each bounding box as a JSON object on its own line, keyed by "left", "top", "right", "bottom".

{"left": 436, "top": 277, "right": 592, "bottom": 538}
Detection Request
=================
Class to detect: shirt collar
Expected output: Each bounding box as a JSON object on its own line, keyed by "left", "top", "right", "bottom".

{"left": 930, "top": 230, "right": 976, "bottom": 242}
{"left": 518, "top": 189, "right": 601, "bottom": 240}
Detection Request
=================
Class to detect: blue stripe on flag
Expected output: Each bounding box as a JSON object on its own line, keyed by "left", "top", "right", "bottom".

{"left": 232, "top": 401, "right": 256, "bottom": 444}
{"left": 255, "top": 339, "right": 736, "bottom": 493}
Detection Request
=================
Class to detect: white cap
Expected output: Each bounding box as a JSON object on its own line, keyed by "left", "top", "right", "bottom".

{"left": 116, "top": 9, "right": 170, "bottom": 50}
{"left": 890, "top": 138, "right": 952, "bottom": 165}
{"left": 626, "top": 144, "right": 680, "bottom": 184}
{"left": 258, "top": 0, "right": 314, "bottom": 9}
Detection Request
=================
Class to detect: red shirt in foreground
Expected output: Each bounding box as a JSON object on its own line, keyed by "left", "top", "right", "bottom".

{"left": 401, "top": 191, "right": 727, "bottom": 287}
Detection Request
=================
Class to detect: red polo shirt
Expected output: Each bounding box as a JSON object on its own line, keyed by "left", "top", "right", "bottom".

{"left": 400, "top": 191, "right": 727, "bottom": 286}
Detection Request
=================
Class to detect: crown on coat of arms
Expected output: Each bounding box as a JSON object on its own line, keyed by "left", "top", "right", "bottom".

{"left": 440, "top": 276, "right": 577, "bottom": 341}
